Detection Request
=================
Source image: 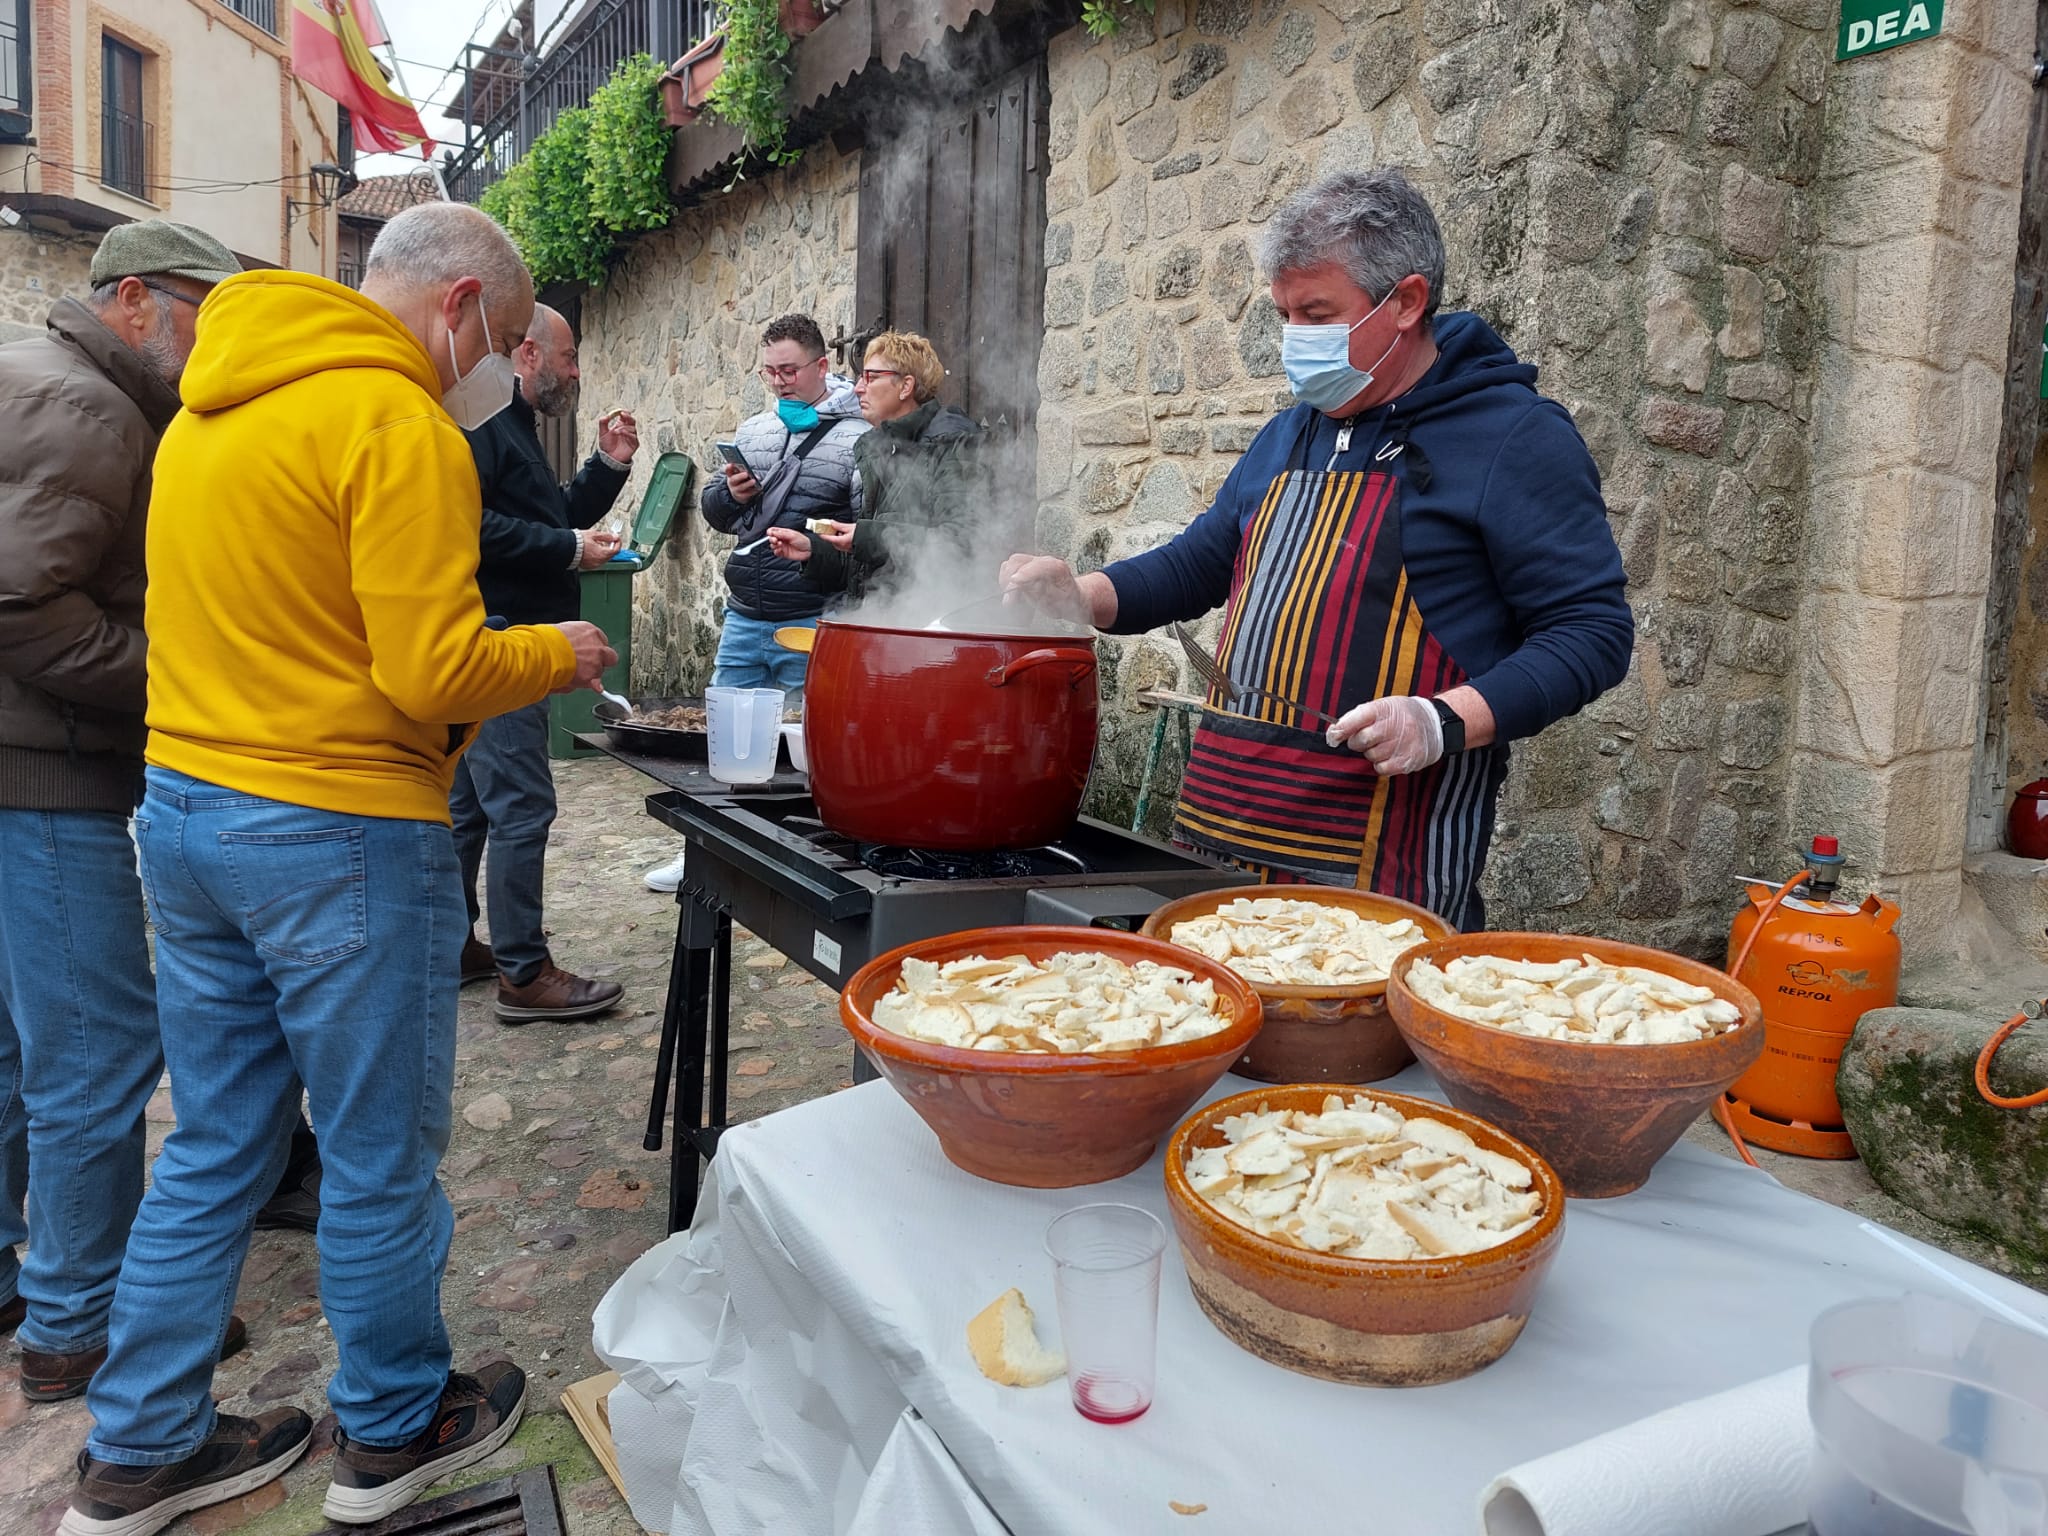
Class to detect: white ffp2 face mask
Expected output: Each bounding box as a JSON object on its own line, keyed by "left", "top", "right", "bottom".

{"left": 442, "top": 296, "right": 517, "bottom": 430}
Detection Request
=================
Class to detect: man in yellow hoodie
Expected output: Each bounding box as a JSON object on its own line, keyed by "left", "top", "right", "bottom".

{"left": 61, "top": 203, "right": 614, "bottom": 1536}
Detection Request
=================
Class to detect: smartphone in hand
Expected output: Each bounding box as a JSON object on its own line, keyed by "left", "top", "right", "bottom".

{"left": 716, "top": 440, "right": 752, "bottom": 477}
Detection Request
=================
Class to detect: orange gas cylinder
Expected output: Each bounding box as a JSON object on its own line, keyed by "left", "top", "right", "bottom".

{"left": 1723, "top": 836, "right": 1901, "bottom": 1158}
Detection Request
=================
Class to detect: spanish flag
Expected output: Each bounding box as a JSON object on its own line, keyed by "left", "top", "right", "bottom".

{"left": 291, "top": 0, "right": 432, "bottom": 155}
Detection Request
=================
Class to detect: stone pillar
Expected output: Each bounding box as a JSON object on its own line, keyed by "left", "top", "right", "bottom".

{"left": 1791, "top": 0, "right": 2036, "bottom": 953}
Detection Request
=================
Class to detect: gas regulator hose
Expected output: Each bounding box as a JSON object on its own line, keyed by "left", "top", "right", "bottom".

{"left": 1716, "top": 872, "right": 1810, "bottom": 1169}
{"left": 1977, "top": 1010, "right": 2048, "bottom": 1110}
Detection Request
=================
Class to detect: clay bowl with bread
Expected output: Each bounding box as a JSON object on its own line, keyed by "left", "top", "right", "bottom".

{"left": 840, "top": 926, "right": 1262, "bottom": 1188}
{"left": 1385, "top": 933, "right": 1765, "bottom": 1199}
{"left": 1164, "top": 1085, "right": 1565, "bottom": 1386}
{"left": 1141, "top": 886, "right": 1454, "bottom": 1085}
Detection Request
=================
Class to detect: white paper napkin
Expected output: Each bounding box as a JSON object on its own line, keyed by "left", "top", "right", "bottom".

{"left": 1478, "top": 1366, "right": 1810, "bottom": 1536}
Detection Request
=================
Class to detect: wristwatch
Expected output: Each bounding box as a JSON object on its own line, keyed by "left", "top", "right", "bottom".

{"left": 1429, "top": 697, "right": 1466, "bottom": 756}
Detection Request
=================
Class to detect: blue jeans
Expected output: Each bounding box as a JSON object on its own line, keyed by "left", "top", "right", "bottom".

{"left": 450, "top": 700, "right": 553, "bottom": 985}
{"left": 712, "top": 611, "right": 812, "bottom": 695}
{"left": 0, "top": 808, "right": 162, "bottom": 1355}
{"left": 87, "top": 769, "right": 461, "bottom": 1463}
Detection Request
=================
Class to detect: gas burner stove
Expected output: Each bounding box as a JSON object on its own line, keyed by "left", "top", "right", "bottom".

{"left": 855, "top": 842, "right": 1092, "bottom": 881}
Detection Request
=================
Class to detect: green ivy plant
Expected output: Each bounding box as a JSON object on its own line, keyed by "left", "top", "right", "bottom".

{"left": 1082, "top": 0, "right": 1155, "bottom": 36}
{"left": 586, "top": 52, "right": 674, "bottom": 234}
{"left": 480, "top": 53, "right": 675, "bottom": 289}
{"left": 703, "top": 0, "right": 803, "bottom": 177}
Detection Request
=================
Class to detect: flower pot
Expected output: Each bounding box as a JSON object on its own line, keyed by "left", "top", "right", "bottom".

{"left": 660, "top": 34, "right": 726, "bottom": 127}
{"left": 778, "top": 0, "right": 827, "bottom": 37}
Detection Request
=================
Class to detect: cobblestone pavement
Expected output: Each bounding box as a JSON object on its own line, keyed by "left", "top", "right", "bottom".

{"left": 0, "top": 753, "right": 2037, "bottom": 1535}
{"left": 0, "top": 755, "right": 847, "bottom": 1536}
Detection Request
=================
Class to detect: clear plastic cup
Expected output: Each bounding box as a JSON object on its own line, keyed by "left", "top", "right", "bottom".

{"left": 1045, "top": 1203, "right": 1166, "bottom": 1424}
{"left": 705, "top": 687, "right": 783, "bottom": 784}
{"left": 1808, "top": 1292, "right": 2048, "bottom": 1535}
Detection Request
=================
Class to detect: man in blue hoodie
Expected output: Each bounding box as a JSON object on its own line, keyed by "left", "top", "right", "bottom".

{"left": 1003, "top": 169, "right": 1631, "bottom": 931}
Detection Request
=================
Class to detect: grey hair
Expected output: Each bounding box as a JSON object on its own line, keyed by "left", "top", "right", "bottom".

{"left": 1258, "top": 169, "right": 1447, "bottom": 318}
{"left": 365, "top": 201, "right": 529, "bottom": 303}
{"left": 88, "top": 279, "right": 122, "bottom": 307}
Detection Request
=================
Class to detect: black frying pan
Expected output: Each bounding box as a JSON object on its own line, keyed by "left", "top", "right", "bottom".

{"left": 593, "top": 695, "right": 707, "bottom": 758}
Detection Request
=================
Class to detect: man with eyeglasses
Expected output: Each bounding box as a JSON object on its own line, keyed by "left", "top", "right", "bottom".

{"left": 651, "top": 313, "right": 866, "bottom": 893}
{"left": 0, "top": 221, "right": 269, "bottom": 1404}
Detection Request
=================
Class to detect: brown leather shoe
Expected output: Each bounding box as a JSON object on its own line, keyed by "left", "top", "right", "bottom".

{"left": 459, "top": 933, "right": 497, "bottom": 985}
{"left": 24, "top": 1314, "right": 249, "bottom": 1404}
{"left": 494, "top": 963, "right": 623, "bottom": 1024}
{"left": 59, "top": 1405, "right": 311, "bottom": 1536}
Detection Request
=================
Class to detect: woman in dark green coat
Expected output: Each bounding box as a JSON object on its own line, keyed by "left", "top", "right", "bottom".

{"left": 767, "top": 330, "right": 985, "bottom": 605}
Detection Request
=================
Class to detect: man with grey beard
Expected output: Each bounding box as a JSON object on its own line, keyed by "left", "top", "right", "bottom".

{"left": 0, "top": 221, "right": 262, "bottom": 1402}
{"left": 452, "top": 302, "right": 638, "bottom": 1022}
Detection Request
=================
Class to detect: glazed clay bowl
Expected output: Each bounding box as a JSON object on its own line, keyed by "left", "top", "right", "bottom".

{"left": 1165, "top": 1085, "right": 1565, "bottom": 1386}
{"left": 1386, "top": 933, "right": 1766, "bottom": 1199}
{"left": 1141, "top": 886, "right": 1455, "bottom": 1085}
{"left": 840, "top": 926, "right": 1263, "bottom": 1188}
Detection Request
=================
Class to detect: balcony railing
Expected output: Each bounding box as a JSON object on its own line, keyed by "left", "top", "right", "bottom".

{"left": 102, "top": 107, "right": 151, "bottom": 200}
{"left": 337, "top": 257, "right": 364, "bottom": 289}
{"left": 447, "top": 1, "right": 719, "bottom": 204}
{"left": 219, "top": 0, "right": 276, "bottom": 35}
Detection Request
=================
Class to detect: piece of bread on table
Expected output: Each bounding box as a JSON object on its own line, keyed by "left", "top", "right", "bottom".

{"left": 967, "top": 1288, "right": 1066, "bottom": 1387}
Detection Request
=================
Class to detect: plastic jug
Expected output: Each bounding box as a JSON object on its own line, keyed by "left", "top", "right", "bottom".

{"left": 1809, "top": 1293, "right": 2048, "bottom": 1535}
{"left": 705, "top": 687, "right": 782, "bottom": 784}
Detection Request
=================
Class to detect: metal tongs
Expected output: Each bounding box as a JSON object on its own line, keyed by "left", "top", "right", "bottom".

{"left": 1171, "top": 622, "right": 1343, "bottom": 729}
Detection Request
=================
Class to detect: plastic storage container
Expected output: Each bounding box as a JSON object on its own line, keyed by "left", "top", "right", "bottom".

{"left": 705, "top": 687, "right": 782, "bottom": 784}
{"left": 1808, "top": 1293, "right": 2048, "bottom": 1535}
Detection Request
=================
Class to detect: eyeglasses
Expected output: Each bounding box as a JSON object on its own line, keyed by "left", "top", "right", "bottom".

{"left": 140, "top": 281, "right": 203, "bottom": 308}
{"left": 858, "top": 368, "right": 908, "bottom": 384}
{"left": 758, "top": 361, "right": 820, "bottom": 383}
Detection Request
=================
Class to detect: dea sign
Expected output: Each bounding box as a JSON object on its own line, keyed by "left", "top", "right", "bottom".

{"left": 1837, "top": 0, "right": 1943, "bottom": 60}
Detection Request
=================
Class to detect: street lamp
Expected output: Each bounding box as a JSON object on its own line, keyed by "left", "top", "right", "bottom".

{"left": 287, "top": 161, "right": 358, "bottom": 232}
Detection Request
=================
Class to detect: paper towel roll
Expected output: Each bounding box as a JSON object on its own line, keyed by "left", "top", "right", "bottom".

{"left": 1478, "top": 1366, "right": 1810, "bottom": 1536}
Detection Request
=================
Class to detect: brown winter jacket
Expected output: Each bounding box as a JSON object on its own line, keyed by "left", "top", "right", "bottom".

{"left": 0, "top": 297, "right": 181, "bottom": 812}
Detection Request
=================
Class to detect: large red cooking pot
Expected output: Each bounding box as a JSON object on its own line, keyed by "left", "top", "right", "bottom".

{"left": 802, "top": 619, "right": 1098, "bottom": 850}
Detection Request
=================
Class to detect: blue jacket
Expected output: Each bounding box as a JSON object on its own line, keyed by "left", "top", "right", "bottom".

{"left": 1102, "top": 312, "right": 1632, "bottom": 744}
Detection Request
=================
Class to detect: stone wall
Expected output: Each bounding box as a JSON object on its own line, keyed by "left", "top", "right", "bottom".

{"left": 578, "top": 144, "right": 861, "bottom": 690}
{"left": 1789, "top": 0, "right": 2034, "bottom": 952}
{"left": 1034, "top": 0, "right": 1833, "bottom": 956}
{"left": 0, "top": 229, "right": 97, "bottom": 342}
{"left": 588, "top": 1, "right": 2039, "bottom": 962}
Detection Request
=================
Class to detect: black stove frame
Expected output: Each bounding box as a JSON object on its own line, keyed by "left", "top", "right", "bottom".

{"left": 588, "top": 739, "right": 1253, "bottom": 1231}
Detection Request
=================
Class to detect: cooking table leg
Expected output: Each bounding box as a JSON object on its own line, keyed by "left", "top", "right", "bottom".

{"left": 706, "top": 916, "right": 732, "bottom": 1138}
{"left": 642, "top": 888, "right": 692, "bottom": 1153}
{"left": 664, "top": 893, "right": 723, "bottom": 1234}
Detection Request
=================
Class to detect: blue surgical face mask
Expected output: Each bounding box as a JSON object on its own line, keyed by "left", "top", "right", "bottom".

{"left": 777, "top": 397, "right": 822, "bottom": 432}
{"left": 1280, "top": 287, "right": 1402, "bottom": 414}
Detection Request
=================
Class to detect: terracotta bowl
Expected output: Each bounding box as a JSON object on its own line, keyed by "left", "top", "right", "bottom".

{"left": 1165, "top": 1085, "right": 1565, "bottom": 1386}
{"left": 1141, "top": 886, "right": 1455, "bottom": 1085}
{"left": 1385, "top": 933, "right": 1766, "bottom": 1199}
{"left": 840, "top": 926, "right": 1264, "bottom": 1188}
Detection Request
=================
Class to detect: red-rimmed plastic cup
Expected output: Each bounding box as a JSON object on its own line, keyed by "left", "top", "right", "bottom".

{"left": 1045, "top": 1203, "right": 1167, "bottom": 1424}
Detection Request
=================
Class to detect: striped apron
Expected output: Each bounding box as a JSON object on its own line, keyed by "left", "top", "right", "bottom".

{"left": 1173, "top": 430, "right": 1507, "bottom": 930}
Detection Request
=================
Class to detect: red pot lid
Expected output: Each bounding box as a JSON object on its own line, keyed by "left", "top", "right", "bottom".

{"left": 2017, "top": 780, "right": 2048, "bottom": 801}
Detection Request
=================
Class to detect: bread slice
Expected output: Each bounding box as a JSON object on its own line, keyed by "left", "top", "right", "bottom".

{"left": 967, "top": 1288, "right": 1067, "bottom": 1387}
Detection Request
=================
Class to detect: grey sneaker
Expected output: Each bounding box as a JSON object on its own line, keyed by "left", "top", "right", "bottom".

{"left": 58, "top": 1407, "right": 312, "bottom": 1536}
{"left": 321, "top": 1361, "right": 527, "bottom": 1524}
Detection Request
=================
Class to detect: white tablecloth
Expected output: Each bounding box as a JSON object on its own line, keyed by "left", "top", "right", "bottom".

{"left": 593, "top": 1070, "right": 2048, "bottom": 1536}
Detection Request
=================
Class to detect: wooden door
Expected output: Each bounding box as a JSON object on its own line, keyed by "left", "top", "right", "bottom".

{"left": 851, "top": 52, "right": 1049, "bottom": 440}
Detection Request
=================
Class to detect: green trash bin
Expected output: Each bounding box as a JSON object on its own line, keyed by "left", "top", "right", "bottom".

{"left": 547, "top": 451, "right": 694, "bottom": 759}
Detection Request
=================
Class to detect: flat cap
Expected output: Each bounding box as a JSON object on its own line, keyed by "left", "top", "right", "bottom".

{"left": 90, "top": 220, "right": 241, "bottom": 288}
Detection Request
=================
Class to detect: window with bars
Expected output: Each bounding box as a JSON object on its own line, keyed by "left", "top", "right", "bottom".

{"left": 101, "top": 36, "right": 149, "bottom": 200}
{"left": 219, "top": 0, "right": 276, "bottom": 36}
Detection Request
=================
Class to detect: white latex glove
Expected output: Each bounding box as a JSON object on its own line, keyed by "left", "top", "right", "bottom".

{"left": 1326, "top": 695, "right": 1444, "bottom": 775}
